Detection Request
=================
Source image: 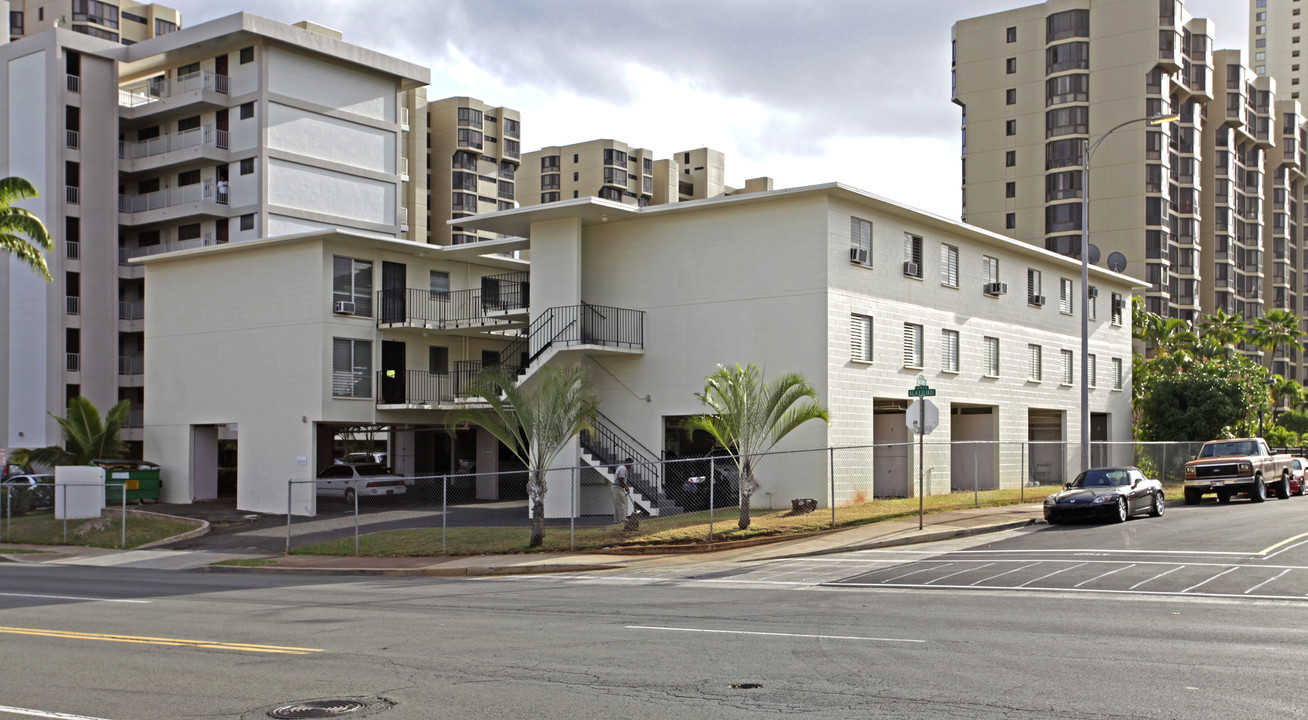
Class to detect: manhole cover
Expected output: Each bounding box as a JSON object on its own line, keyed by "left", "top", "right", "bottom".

{"left": 268, "top": 700, "right": 367, "bottom": 718}
{"left": 730, "top": 682, "right": 763, "bottom": 689}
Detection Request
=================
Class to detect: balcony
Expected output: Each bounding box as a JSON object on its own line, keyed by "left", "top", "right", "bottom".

{"left": 399, "top": 206, "right": 409, "bottom": 230}
{"left": 119, "top": 125, "right": 229, "bottom": 162}
{"left": 375, "top": 365, "right": 486, "bottom": 409}
{"left": 66, "top": 130, "right": 79, "bottom": 149}
{"left": 119, "top": 233, "right": 216, "bottom": 264}
{"left": 66, "top": 353, "right": 80, "bottom": 373}
{"left": 376, "top": 272, "right": 529, "bottom": 332}
{"left": 400, "top": 106, "right": 410, "bottom": 130}
{"left": 65, "top": 296, "right": 80, "bottom": 316}
{"left": 118, "top": 183, "right": 214, "bottom": 218}
{"left": 66, "top": 74, "right": 80, "bottom": 93}
{"left": 119, "top": 71, "right": 230, "bottom": 108}
{"left": 66, "top": 241, "right": 79, "bottom": 260}
{"left": 66, "top": 186, "right": 80, "bottom": 205}
{"left": 400, "top": 156, "right": 409, "bottom": 181}
{"left": 118, "top": 356, "right": 143, "bottom": 376}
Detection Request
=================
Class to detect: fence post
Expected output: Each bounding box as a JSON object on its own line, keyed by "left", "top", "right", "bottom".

{"left": 708, "top": 456, "right": 715, "bottom": 542}
{"left": 4, "top": 484, "right": 10, "bottom": 542}
{"left": 830, "top": 446, "right": 836, "bottom": 530}
{"left": 441, "top": 475, "right": 447, "bottom": 555}
{"left": 1162, "top": 444, "right": 1168, "bottom": 484}
{"left": 121, "top": 484, "right": 127, "bottom": 549}
{"left": 973, "top": 443, "right": 979, "bottom": 508}
{"left": 570, "top": 466, "right": 576, "bottom": 552}
{"left": 63, "top": 485, "right": 68, "bottom": 544}
{"left": 1020, "top": 442, "right": 1026, "bottom": 502}
{"left": 285, "top": 480, "right": 292, "bottom": 555}
{"left": 353, "top": 480, "right": 359, "bottom": 556}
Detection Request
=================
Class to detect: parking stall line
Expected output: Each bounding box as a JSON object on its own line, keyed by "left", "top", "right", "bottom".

{"left": 1129, "top": 566, "right": 1183, "bottom": 590}
{"left": 924, "top": 563, "right": 996, "bottom": 585}
{"left": 970, "top": 563, "right": 1040, "bottom": 586}
{"left": 1181, "top": 567, "right": 1240, "bottom": 594}
{"left": 1074, "top": 563, "right": 1136, "bottom": 588}
{"left": 1018, "top": 563, "right": 1087, "bottom": 588}
{"left": 0, "top": 704, "right": 119, "bottom": 720}
{"left": 879, "top": 562, "right": 955, "bottom": 584}
{"left": 1244, "top": 568, "right": 1293, "bottom": 595}
{"left": 1259, "top": 533, "right": 1308, "bottom": 560}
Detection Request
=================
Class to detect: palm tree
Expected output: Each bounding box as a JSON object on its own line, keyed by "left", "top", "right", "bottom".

{"left": 1198, "top": 308, "right": 1247, "bottom": 348}
{"left": 9, "top": 397, "right": 130, "bottom": 469}
{"left": 685, "top": 363, "right": 829, "bottom": 530}
{"left": 1270, "top": 375, "right": 1304, "bottom": 426}
{"left": 1135, "top": 312, "right": 1196, "bottom": 359}
{"left": 1248, "top": 309, "right": 1302, "bottom": 369}
{"left": 0, "top": 177, "right": 54, "bottom": 282}
{"left": 448, "top": 364, "right": 598, "bottom": 548}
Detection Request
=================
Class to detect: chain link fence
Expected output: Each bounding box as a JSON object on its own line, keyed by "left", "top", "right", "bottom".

{"left": 280, "top": 440, "right": 1218, "bottom": 554}
{"left": 2, "top": 481, "right": 130, "bottom": 548}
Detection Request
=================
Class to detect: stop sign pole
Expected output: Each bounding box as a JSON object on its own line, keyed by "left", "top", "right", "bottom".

{"left": 906, "top": 377, "right": 938, "bottom": 530}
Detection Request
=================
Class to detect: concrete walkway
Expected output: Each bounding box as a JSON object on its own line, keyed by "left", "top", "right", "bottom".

{"left": 2, "top": 504, "right": 1044, "bottom": 576}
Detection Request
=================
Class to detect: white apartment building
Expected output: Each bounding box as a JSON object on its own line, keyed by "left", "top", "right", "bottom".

{"left": 142, "top": 183, "right": 1140, "bottom": 516}
{"left": 1251, "top": 0, "right": 1305, "bottom": 97}
{"left": 0, "top": 13, "right": 427, "bottom": 459}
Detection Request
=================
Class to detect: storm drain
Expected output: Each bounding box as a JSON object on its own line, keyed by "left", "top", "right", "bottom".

{"left": 267, "top": 700, "right": 368, "bottom": 718}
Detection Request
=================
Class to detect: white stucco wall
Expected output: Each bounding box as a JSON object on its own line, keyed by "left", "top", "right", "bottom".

{"left": 266, "top": 46, "right": 395, "bottom": 123}
{"left": 267, "top": 102, "right": 395, "bottom": 174}
{"left": 267, "top": 158, "right": 395, "bottom": 227}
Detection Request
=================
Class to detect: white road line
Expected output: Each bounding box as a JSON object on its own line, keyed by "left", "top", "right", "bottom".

{"left": 1018, "top": 563, "right": 1087, "bottom": 587}
{"left": 879, "top": 563, "right": 954, "bottom": 584}
{"left": 1245, "top": 568, "right": 1293, "bottom": 595}
{"left": 0, "top": 704, "right": 118, "bottom": 720}
{"left": 970, "top": 563, "right": 1039, "bottom": 586}
{"left": 0, "top": 592, "right": 149, "bottom": 604}
{"left": 829, "top": 582, "right": 1308, "bottom": 602}
{"left": 626, "top": 625, "right": 924, "bottom": 643}
{"left": 925, "top": 563, "right": 995, "bottom": 585}
{"left": 1074, "top": 563, "right": 1136, "bottom": 588}
{"left": 1181, "top": 567, "right": 1240, "bottom": 593}
{"left": 937, "top": 548, "right": 1256, "bottom": 557}
{"left": 1129, "top": 566, "right": 1182, "bottom": 590}
{"left": 1261, "top": 536, "right": 1308, "bottom": 560}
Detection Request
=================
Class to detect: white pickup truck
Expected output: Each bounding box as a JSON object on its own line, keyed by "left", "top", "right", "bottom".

{"left": 1182, "top": 438, "right": 1294, "bottom": 505}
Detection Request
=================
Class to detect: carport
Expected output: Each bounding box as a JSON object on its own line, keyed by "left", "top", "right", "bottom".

{"left": 950, "top": 404, "right": 996, "bottom": 491}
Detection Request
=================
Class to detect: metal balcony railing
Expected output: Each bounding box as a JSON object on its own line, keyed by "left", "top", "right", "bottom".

{"left": 66, "top": 353, "right": 80, "bottom": 372}
{"left": 66, "top": 241, "right": 79, "bottom": 260}
{"left": 118, "top": 126, "right": 229, "bottom": 159}
{"left": 400, "top": 206, "right": 409, "bottom": 228}
{"left": 119, "top": 233, "right": 215, "bottom": 264}
{"left": 66, "top": 74, "right": 80, "bottom": 93}
{"left": 65, "top": 296, "right": 80, "bottom": 315}
{"left": 66, "top": 129, "right": 79, "bottom": 149}
{"left": 376, "top": 272, "right": 529, "bottom": 328}
{"left": 118, "top": 184, "right": 213, "bottom": 214}
{"left": 375, "top": 365, "right": 487, "bottom": 406}
{"left": 400, "top": 156, "right": 409, "bottom": 179}
{"left": 119, "top": 301, "right": 144, "bottom": 321}
{"left": 118, "top": 356, "right": 144, "bottom": 375}
{"left": 580, "top": 411, "right": 664, "bottom": 497}
{"left": 65, "top": 186, "right": 80, "bottom": 205}
{"left": 400, "top": 106, "right": 410, "bottom": 128}
{"left": 118, "top": 70, "right": 229, "bottom": 108}
{"left": 493, "top": 303, "right": 645, "bottom": 376}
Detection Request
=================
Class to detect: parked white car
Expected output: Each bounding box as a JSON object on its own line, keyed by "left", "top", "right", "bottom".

{"left": 316, "top": 464, "right": 406, "bottom": 505}
{"left": 336, "top": 451, "right": 388, "bottom": 466}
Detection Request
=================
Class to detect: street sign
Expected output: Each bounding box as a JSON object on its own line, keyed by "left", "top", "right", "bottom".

{"left": 908, "top": 386, "right": 936, "bottom": 397}
{"left": 905, "top": 398, "right": 939, "bottom": 435}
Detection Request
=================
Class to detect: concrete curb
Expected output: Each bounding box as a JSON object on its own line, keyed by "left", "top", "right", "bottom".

{"left": 204, "top": 562, "right": 627, "bottom": 578}
{"left": 754, "top": 518, "right": 1038, "bottom": 561}
{"left": 596, "top": 530, "right": 828, "bottom": 555}
{"left": 117, "top": 509, "right": 210, "bottom": 550}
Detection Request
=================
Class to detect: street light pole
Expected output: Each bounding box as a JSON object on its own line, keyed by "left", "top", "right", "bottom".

{"left": 1080, "top": 112, "right": 1179, "bottom": 472}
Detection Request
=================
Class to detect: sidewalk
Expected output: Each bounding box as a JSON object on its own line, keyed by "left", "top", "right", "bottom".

{"left": 1, "top": 504, "right": 1045, "bottom": 577}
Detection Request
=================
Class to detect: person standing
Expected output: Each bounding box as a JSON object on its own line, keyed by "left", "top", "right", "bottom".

{"left": 612, "top": 458, "right": 633, "bottom": 523}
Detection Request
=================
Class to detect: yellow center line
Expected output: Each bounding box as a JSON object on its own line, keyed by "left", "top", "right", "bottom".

{"left": 1257, "top": 532, "right": 1308, "bottom": 556}
{"left": 0, "top": 626, "right": 323, "bottom": 655}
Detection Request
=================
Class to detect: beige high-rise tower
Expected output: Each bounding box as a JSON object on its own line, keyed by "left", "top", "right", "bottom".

{"left": 1251, "top": 0, "right": 1306, "bottom": 99}
{"left": 426, "top": 96, "right": 520, "bottom": 245}
{"left": 6, "top": 0, "right": 181, "bottom": 44}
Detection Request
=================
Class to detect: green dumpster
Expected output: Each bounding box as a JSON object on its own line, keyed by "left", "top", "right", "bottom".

{"left": 95, "top": 459, "right": 161, "bottom": 503}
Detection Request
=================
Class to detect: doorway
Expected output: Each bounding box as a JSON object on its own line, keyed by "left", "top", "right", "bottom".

{"left": 382, "top": 261, "right": 406, "bottom": 323}
{"left": 381, "top": 340, "right": 406, "bottom": 404}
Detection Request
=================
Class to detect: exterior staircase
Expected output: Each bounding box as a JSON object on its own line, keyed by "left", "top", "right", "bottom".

{"left": 579, "top": 412, "right": 684, "bottom": 517}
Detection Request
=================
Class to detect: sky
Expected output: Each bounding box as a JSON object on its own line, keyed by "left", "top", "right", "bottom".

{"left": 167, "top": 0, "right": 1248, "bottom": 219}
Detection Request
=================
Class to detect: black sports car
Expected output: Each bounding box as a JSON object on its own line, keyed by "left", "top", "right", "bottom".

{"left": 1043, "top": 467, "right": 1165, "bottom": 524}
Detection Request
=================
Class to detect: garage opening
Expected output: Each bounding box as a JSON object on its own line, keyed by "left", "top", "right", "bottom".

{"left": 1028, "top": 409, "right": 1065, "bottom": 487}
{"left": 873, "top": 399, "right": 910, "bottom": 498}
{"left": 950, "top": 404, "right": 996, "bottom": 491}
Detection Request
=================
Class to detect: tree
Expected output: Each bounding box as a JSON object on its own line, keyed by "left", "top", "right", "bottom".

{"left": 0, "top": 177, "right": 54, "bottom": 282}
{"left": 1136, "top": 315, "right": 1196, "bottom": 359}
{"left": 9, "top": 397, "right": 131, "bottom": 469}
{"left": 1269, "top": 375, "right": 1304, "bottom": 426}
{"left": 448, "top": 364, "right": 598, "bottom": 548}
{"left": 1136, "top": 364, "right": 1250, "bottom": 441}
{"left": 1248, "top": 309, "right": 1302, "bottom": 369}
{"left": 1198, "top": 308, "right": 1247, "bottom": 348}
{"left": 685, "top": 363, "right": 829, "bottom": 530}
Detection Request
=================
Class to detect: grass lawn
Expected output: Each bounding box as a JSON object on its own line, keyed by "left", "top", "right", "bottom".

{"left": 0, "top": 509, "right": 197, "bottom": 549}
{"left": 291, "top": 484, "right": 1065, "bottom": 558}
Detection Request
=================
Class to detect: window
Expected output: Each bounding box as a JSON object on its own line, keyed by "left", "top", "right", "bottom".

{"left": 240, "top": 158, "right": 254, "bottom": 175}
{"left": 1088, "top": 354, "right": 1097, "bottom": 388}
{"left": 541, "top": 192, "right": 560, "bottom": 203}
{"left": 1046, "top": 74, "right": 1089, "bottom": 105}
{"left": 1046, "top": 170, "right": 1081, "bottom": 200}
{"left": 851, "top": 314, "right": 873, "bottom": 362}
{"left": 239, "top": 47, "right": 254, "bottom": 64}
{"left": 1111, "top": 292, "right": 1124, "bottom": 325}
{"left": 1046, "top": 106, "right": 1088, "bottom": 137}
{"left": 1028, "top": 344, "right": 1043, "bottom": 382}
{"left": 1006, "top": 213, "right": 1016, "bottom": 229}
{"left": 240, "top": 102, "right": 254, "bottom": 120}
{"left": 1045, "top": 203, "right": 1081, "bottom": 233}
{"left": 429, "top": 346, "right": 449, "bottom": 374}
{"left": 503, "top": 118, "right": 520, "bottom": 139}
{"left": 177, "top": 169, "right": 200, "bottom": 187}
{"left": 429, "top": 270, "right": 449, "bottom": 299}
{"left": 1006, "top": 26, "right": 1017, "bottom": 42}
{"left": 982, "top": 255, "right": 999, "bottom": 284}
{"left": 850, "top": 217, "right": 872, "bottom": 264}
{"left": 239, "top": 214, "right": 254, "bottom": 231}
{"left": 177, "top": 115, "right": 200, "bottom": 132}
{"left": 940, "top": 244, "right": 959, "bottom": 287}
{"left": 1028, "top": 268, "right": 1042, "bottom": 304}
{"left": 333, "top": 257, "right": 373, "bottom": 316}
{"left": 1005, "top": 181, "right": 1016, "bottom": 198}
{"left": 10, "top": 10, "right": 23, "bottom": 34}
{"left": 541, "top": 174, "right": 560, "bottom": 190}
{"left": 1060, "top": 349, "right": 1074, "bottom": 384}
{"left": 177, "top": 223, "right": 201, "bottom": 241}
{"left": 1006, "top": 119, "right": 1017, "bottom": 136}
{"left": 457, "top": 128, "right": 482, "bottom": 149}
{"left": 1046, "top": 9, "right": 1089, "bottom": 42}
{"left": 1005, "top": 150, "right": 1017, "bottom": 167}
{"left": 1045, "top": 138, "right": 1082, "bottom": 169}
{"left": 983, "top": 336, "right": 1000, "bottom": 377}
{"left": 331, "top": 338, "right": 372, "bottom": 398}
{"left": 457, "top": 107, "right": 483, "bottom": 128}
{"left": 903, "top": 323, "right": 923, "bottom": 368}
{"left": 155, "top": 17, "right": 176, "bottom": 35}
{"left": 1006, "top": 57, "right": 1017, "bottom": 74}
{"left": 1112, "top": 357, "right": 1123, "bottom": 390}
{"left": 1089, "top": 290, "right": 1097, "bottom": 321}
{"left": 1006, "top": 88, "right": 1017, "bottom": 105}
{"left": 1046, "top": 42, "right": 1089, "bottom": 74}
{"left": 942, "top": 329, "right": 960, "bottom": 373}
{"left": 903, "top": 234, "right": 923, "bottom": 276}
{"left": 1059, "top": 278, "right": 1073, "bottom": 314}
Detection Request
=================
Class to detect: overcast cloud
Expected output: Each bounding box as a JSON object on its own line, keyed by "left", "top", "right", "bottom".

{"left": 167, "top": 1, "right": 1248, "bottom": 217}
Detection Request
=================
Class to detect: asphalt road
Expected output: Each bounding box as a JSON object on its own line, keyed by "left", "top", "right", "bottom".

{"left": 2, "top": 497, "right": 1307, "bottom": 719}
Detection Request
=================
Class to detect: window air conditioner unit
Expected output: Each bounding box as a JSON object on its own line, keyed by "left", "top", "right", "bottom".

{"left": 984, "top": 282, "right": 1008, "bottom": 296}
{"left": 1029, "top": 295, "right": 1046, "bottom": 306}
{"left": 1087, "top": 286, "right": 1099, "bottom": 299}
{"left": 850, "top": 247, "right": 869, "bottom": 264}
{"left": 903, "top": 261, "right": 920, "bottom": 277}
{"left": 333, "top": 300, "right": 356, "bottom": 315}
{"left": 1112, "top": 298, "right": 1127, "bottom": 311}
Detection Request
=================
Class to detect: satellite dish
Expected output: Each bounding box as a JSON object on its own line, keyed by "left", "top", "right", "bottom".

{"left": 1088, "top": 244, "right": 1101, "bottom": 265}
{"left": 1106, "top": 252, "right": 1128, "bottom": 273}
